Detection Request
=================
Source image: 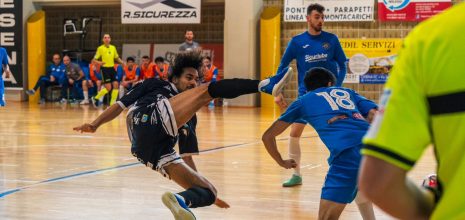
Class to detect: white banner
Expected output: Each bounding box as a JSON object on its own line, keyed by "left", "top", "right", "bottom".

{"left": 122, "top": 0, "right": 201, "bottom": 24}
{"left": 284, "top": 0, "right": 374, "bottom": 22}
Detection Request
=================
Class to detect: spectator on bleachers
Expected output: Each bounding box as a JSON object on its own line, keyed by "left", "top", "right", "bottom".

{"left": 139, "top": 55, "right": 155, "bottom": 79}
{"left": 80, "top": 62, "right": 102, "bottom": 105}
{"left": 154, "top": 56, "right": 171, "bottom": 81}
{"left": 120, "top": 56, "right": 140, "bottom": 92}
{"left": 179, "top": 30, "right": 201, "bottom": 52}
{"left": 25, "top": 53, "right": 67, "bottom": 104}
{"left": 63, "top": 55, "right": 85, "bottom": 103}
{"left": 201, "top": 56, "right": 219, "bottom": 83}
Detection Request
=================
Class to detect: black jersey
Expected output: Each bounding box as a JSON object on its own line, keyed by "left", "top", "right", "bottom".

{"left": 117, "top": 78, "right": 179, "bottom": 110}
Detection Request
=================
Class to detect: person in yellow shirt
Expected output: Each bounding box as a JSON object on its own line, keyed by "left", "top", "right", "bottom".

{"left": 359, "top": 2, "right": 465, "bottom": 220}
{"left": 91, "top": 34, "right": 124, "bottom": 107}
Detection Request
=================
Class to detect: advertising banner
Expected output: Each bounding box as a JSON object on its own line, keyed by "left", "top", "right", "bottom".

{"left": 0, "top": 0, "right": 23, "bottom": 88}
{"left": 341, "top": 39, "right": 402, "bottom": 84}
{"left": 378, "top": 0, "right": 452, "bottom": 21}
{"left": 284, "top": 0, "right": 374, "bottom": 22}
{"left": 122, "top": 0, "right": 201, "bottom": 24}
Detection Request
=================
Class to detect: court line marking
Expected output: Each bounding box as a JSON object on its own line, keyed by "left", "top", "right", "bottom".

{"left": 0, "top": 135, "right": 319, "bottom": 199}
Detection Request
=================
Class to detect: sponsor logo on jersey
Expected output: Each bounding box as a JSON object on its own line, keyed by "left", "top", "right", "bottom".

{"left": 305, "top": 53, "right": 328, "bottom": 63}
{"left": 302, "top": 44, "right": 310, "bottom": 48}
{"left": 141, "top": 114, "right": 148, "bottom": 123}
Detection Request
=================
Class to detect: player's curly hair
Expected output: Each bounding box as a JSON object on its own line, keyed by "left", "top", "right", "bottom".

{"left": 169, "top": 52, "right": 203, "bottom": 82}
{"left": 304, "top": 67, "right": 336, "bottom": 91}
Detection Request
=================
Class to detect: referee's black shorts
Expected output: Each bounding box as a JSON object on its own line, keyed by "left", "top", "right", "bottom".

{"left": 101, "top": 67, "right": 117, "bottom": 83}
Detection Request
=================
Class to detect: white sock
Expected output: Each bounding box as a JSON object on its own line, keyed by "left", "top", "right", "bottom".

{"left": 119, "top": 85, "right": 125, "bottom": 99}
{"left": 83, "top": 91, "right": 89, "bottom": 100}
{"left": 289, "top": 137, "right": 301, "bottom": 176}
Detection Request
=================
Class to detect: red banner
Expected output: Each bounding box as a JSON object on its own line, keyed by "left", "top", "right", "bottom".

{"left": 378, "top": 0, "right": 451, "bottom": 21}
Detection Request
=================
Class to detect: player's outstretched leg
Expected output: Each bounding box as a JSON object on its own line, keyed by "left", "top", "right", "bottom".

{"left": 258, "top": 67, "right": 294, "bottom": 96}
{"left": 169, "top": 68, "right": 293, "bottom": 129}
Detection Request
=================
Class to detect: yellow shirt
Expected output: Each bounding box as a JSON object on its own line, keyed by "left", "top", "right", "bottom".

{"left": 362, "top": 2, "right": 465, "bottom": 219}
{"left": 94, "top": 44, "right": 119, "bottom": 67}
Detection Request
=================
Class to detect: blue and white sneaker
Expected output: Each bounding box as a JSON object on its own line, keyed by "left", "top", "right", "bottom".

{"left": 258, "top": 67, "right": 294, "bottom": 96}
{"left": 162, "top": 192, "right": 196, "bottom": 220}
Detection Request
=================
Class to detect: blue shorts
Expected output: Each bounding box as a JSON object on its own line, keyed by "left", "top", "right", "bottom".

{"left": 321, "top": 146, "right": 361, "bottom": 204}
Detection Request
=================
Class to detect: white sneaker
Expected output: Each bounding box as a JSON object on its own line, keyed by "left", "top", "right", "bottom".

{"left": 80, "top": 99, "right": 90, "bottom": 105}
{"left": 258, "top": 67, "right": 294, "bottom": 96}
{"left": 161, "top": 192, "right": 196, "bottom": 220}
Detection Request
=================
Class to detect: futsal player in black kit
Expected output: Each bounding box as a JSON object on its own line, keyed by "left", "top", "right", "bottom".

{"left": 74, "top": 52, "right": 294, "bottom": 220}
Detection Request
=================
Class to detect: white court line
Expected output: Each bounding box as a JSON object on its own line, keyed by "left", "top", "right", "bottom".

{"left": 301, "top": 164, "right": 322, "bottom": 170}
{"left": 1, "top": 179, "right": 39, "bottom": 183}
{"left": 0, "top": 144, "right": 129, "bottom": 149}
{"left": 0, "top": 132, "right": 127, "bottom": 140}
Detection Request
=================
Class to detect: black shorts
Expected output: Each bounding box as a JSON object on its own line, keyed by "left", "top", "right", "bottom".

{"left": 178, "top": 115, "right": 199, "bottom": 156}
{"left": 101, "top": 67, "right": 117, "bottom": 83}
{"left": 126, "top": 98, "right": 183, "bottom": 177}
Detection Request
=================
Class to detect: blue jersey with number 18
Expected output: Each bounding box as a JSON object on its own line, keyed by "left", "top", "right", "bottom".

{"left": 279, "top": 87, "right": 377, "bottom": 162}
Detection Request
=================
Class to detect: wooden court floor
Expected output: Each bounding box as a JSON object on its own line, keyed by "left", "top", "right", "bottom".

{"left": 0, "top": 102, "right": 436, "bottom": 220}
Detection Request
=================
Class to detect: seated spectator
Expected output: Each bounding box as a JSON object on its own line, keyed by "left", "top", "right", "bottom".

{"left": 154, "top": 56, "right": 171, "bottom": 81}
{"left": 115, "top": 63, "right": 124, "bottom": 85}
{"left": 63, "top": 55, "right": 85, "bottom": 103}
{"left": 139, "top": 55, "right": 155, "bottom": 79}
{"left": 25, "top": 53, "right": 67, "bottom": 104}
{"left": 120, "top": 57, "right": 141, "bottom": 92}
{"left": 202, "top": 56, "right": 219, "bottom": 83}
{"left": 80, "top": 62, "right": 103, "bottom": 105}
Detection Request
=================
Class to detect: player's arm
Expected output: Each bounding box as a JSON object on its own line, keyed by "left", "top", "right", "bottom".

{"left": 262, "top": 99, "right": 303, "bottom": 168}
{"left": 116, "top": 57, "right": 124, "bottom": 65}
{"left": 122, "top": 74, "right": 128, "bottom": 84}
{"left": 211, "top": 68, "right": 218, "bottom": 82}
{"left": 77, "top": 67, "right": 85, "bottom": 80}
{"left": 132, "top": 68, "right": 140, "bottom": 83}
{"left": 333, "top": 37, "right": 347, "bottom": 87}
{"left": 351, "top": 90, "right": 378, "bottom": 123}
{"left": 73, "top": 104, "right": 124, "bottom": 133}
{"left": 2, "top": 49, "right": 10, "bottom": 78}
{"left": 73, "top": 80, "right": 153, "bottom": 133}
{"left": 3, "top": 64, "right": 11, "bottom": 78}
{"left": 262, "top": 120, "right": 296, "bottom": 169}
{"left": 114, "top": 48, "right": 124, "bottom": 65}
{"left": 92, "top": 50, "right": 104, "bottom": 66}
{"left": 359, "top": 156, "right": 435, "bottom": 219}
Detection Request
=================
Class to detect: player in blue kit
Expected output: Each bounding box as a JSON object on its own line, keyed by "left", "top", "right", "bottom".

{"left": 262, "top": 68, "right": 376, "bottom": 219}
{"left": 0, "top": 47, "right": 11, "bottom": 107}
{"left": 259, "top": 3, "right": 347, "bottom": 187}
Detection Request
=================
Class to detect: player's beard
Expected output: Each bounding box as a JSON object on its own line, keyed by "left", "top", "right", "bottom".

{"left": 311, "top": 23, "right": 322, "bottom": 32}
